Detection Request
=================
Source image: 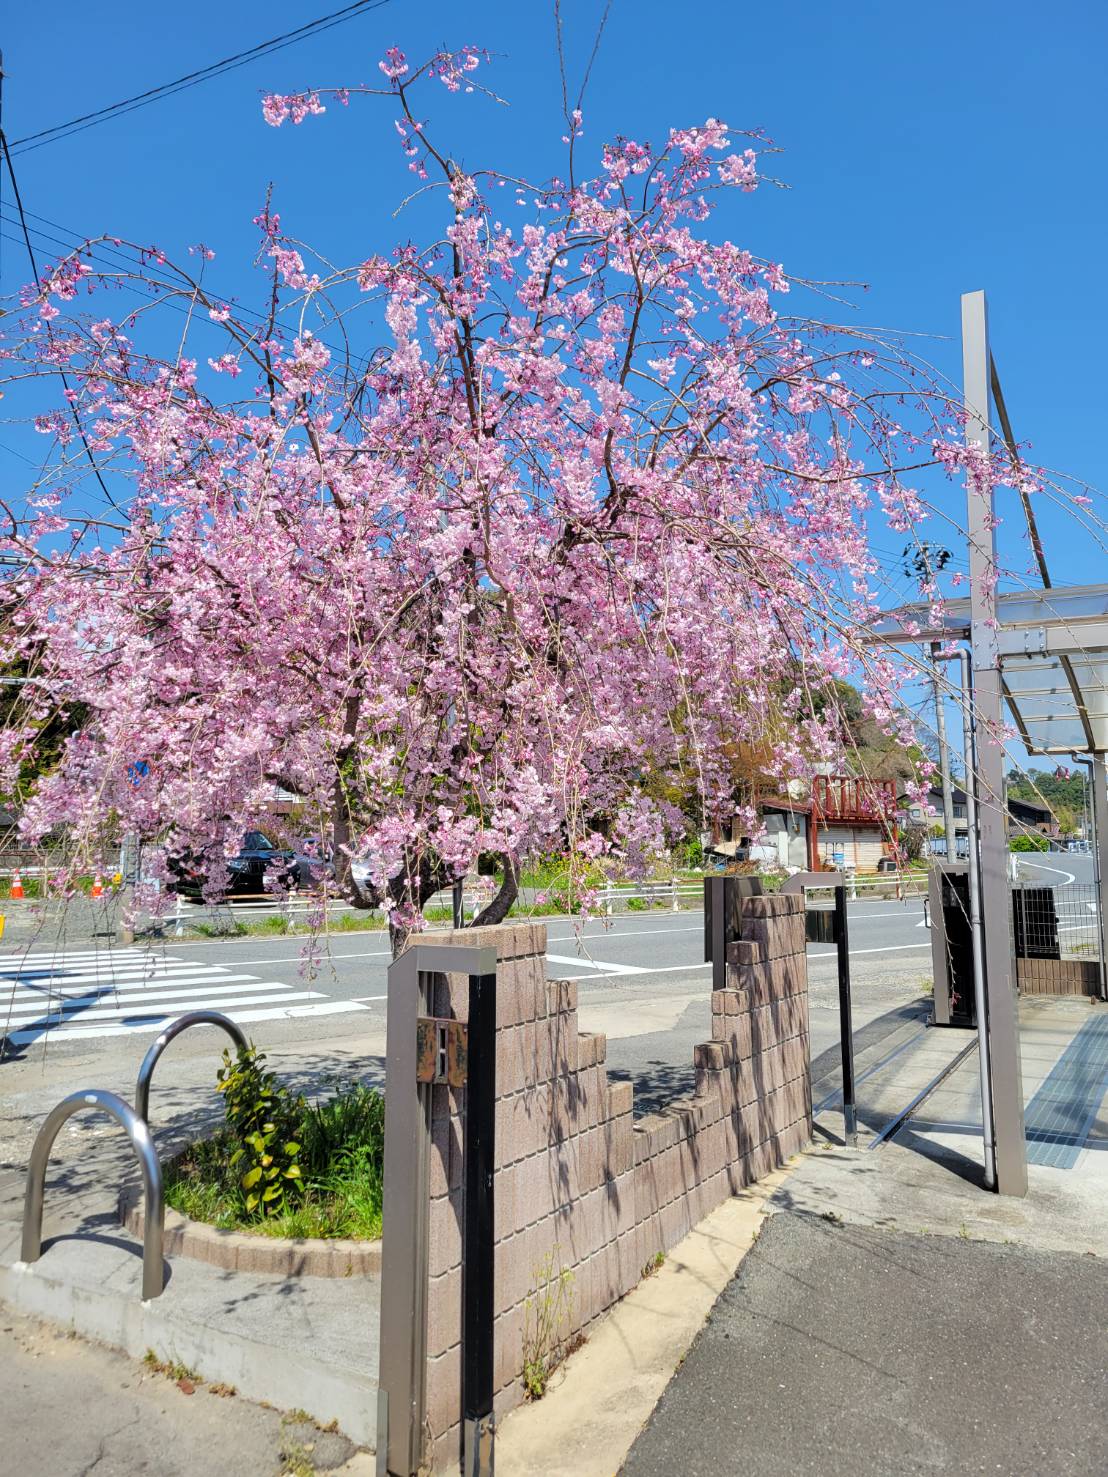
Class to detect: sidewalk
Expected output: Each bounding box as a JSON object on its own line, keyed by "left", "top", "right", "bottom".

{"left": 0, "top": 1029, "right": 387, "bottom": 1446}
{"left": 499, "top": 993, "right": 1108, "bottom": 1475}
{"left": 0, "top": 1304, "right": 371, "bottom": 1476}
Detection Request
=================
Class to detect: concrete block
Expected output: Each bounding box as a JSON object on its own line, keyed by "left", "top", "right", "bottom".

{"left": 431, "top": 1111, "right": 463, "bottom": 1195}
{"left": 603, "top": 1112, "right": 634, "bottom": 1180}
{"left": 547, "top": 979, "right": 578, "bottom": 1015}
{"left": 727, "top": 938, "right": 767, "bottom": 966}
{"left": 607, "top": 1079, "right": 633, "bottom": 1119}
{"left": 493, "top": 1302, "right": 526, "bottom": 1393}
{"left": 694, "top": 1041, "right": 727, "bottom": 1072}
{"left": 494, "top": 1163, "right": 518, "bottom": 1240}
{"left": 426, "top": 1343, "right": 461, "bottom": 1438}
{"left": 428, "top": 1264, "right": 462, "bottom": 1358}
{"left": 514, "top": 1149, "right": 557, "bottom": 1233}
{"left": 578, "top": 1125, "right": 603, "bottom": 1193}
{"left": 545, "top": 1014, "right": 580, "bottom": 1077}
{"left": 429, "top": 1188, "right": 463, "bottom": 1278}
{"left": 497, "top": 957, "right": 543, "bottom": 1027}
{"left": 432, "top": 970, "right": 470, "bottom": 1020}
{"left": 659, "top": 1196, "right": 692, "bottom": 1251}
{"left": 604, "top": 1173, "right": 636, "bottom": 1243}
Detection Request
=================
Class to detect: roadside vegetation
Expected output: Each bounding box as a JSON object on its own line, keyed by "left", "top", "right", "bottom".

{"left": 164, "top": 1047, "right": 384, "bottom": 1240}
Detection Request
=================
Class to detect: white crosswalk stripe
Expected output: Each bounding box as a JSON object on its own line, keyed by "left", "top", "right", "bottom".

{"left": 0, "top": 946, "right": 369, "bottom": 1045}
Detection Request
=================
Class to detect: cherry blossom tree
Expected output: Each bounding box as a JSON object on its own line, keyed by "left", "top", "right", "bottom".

{"left": 0, "top": 43, "right": 1027, "bottom": 942}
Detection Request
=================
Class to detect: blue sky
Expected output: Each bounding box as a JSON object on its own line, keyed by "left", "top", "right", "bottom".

{"left": 2, "top": 0, "right": 1105, "bottom": 616}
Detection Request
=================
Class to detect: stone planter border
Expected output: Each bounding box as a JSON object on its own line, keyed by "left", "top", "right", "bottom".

{"left": 119, "top": 1183, "right": 381, "bottom": 1279}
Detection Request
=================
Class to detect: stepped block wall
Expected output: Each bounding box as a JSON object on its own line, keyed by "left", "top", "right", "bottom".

{"left": 412, "top": 896, "right": 811, "bottom": 1468}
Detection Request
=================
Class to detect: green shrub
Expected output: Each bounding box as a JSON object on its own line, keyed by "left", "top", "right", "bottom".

{"left": 1010, "top": 833, "right": 1049, "bottom": 853}
{"left": 216, "top": 1045, "right": 303, "bottom": 1217}
{"left": 165, "top": 1061, "right": 385, "bottom": 1239}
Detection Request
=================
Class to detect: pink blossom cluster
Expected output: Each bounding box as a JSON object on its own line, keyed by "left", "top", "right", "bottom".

{"left": 0, "top": 43, "right": 1019, "bottom": 931}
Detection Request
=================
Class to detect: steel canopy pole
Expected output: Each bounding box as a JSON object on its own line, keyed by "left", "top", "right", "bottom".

{"left": 962, "top": 290, "right": 1028, "bottom": 1196}
{"left": 951, "top": 649, "right": 996, "bottom": 1188}
{"left": 1091, "top": 757, "right": 1108, "bottom": 1002}
{"left": 833, "top": 882, "right": 857, "bottom": 1146}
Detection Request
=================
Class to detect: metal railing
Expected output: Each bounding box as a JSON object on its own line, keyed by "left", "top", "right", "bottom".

{"left": 135, "top": 1011, "right": 247, "bottom": 1126}
{"left": 1012, "top": 882, "right": 1101, "bottom": 962}
{"left": 20, "top": 1088, "right": 165, "bottom": 1301}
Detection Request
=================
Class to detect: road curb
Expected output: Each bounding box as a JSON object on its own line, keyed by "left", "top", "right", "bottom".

{"left": 118, "top": 1185, "right": 382, "bottom": 1278}
{"left": 0, "top": 1258, "right": 379, "bottom": 1446}
{"left": 494, "top": 1159, "right": 800, "bottom": 1477}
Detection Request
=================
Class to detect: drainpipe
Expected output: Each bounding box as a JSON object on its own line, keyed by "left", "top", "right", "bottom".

{"left": 1070, "top": 754, "right": 1107, "bottom": 1001}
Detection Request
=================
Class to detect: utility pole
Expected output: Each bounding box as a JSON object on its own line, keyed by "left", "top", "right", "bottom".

{"left": 930, "top": 639, "right": 958, "bottom": 857}
{"left": 905, "top": 544, "right": 958, "bottom": 858}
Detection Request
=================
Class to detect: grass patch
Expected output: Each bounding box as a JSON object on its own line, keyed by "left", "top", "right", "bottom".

{"left": 143, "top": 1350, "right": 201, "bottom": 1383}
{"left": 165, "top": 1076, "right": 384, "bottom": 1240}
{"left": 640, "top": 1251, "right": 665, "bottom": 1279}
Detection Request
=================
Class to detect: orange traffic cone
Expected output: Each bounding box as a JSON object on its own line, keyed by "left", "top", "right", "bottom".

{"left": 9, "top": 871, "right": 24, "bottom": 900}
{"left": 91, "top": 872, "right": 104, "bottom": 900}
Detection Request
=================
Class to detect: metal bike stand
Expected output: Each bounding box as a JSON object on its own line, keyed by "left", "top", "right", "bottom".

{"left": 135, "top": 1010, "right": 248, "bottom": 1125}
{"left": 20, "top": 1088, "right": 165, "bottom": 1301}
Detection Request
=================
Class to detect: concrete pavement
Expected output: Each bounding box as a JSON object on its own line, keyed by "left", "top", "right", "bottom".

{"left": 0, "top": 1304, "right": 371, "bottom": 1477}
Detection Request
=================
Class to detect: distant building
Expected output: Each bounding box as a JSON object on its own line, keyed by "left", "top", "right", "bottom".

{"left": 710, "top": 776, "right": 898, "bottom": 871}
{"left": 905, "top": 786, "right": 1057, "bottom": 842}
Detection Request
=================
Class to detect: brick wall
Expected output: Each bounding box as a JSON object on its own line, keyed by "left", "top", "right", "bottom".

{"left": 418, "top": 891, "right": 811, "bottom": 1467}
{"left": 1016, "top": 957, "right": 1101, "bottom": 997}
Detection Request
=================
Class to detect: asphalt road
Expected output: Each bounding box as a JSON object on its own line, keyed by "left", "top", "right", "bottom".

{"left": 0, "top": 902, "right": 931, "bottom": 1138}
{"left": 623, "top": 1211, "right": 1108, "bottom": 1477}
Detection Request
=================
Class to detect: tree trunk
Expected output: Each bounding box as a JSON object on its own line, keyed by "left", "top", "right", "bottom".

{"left": 472, "top": 854, "right": 520, "bottom": 927}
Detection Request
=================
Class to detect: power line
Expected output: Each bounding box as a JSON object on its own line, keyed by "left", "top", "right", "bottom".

{"left": 7, "top": 0, "right": 392, "bottom": 157}
{"left": 1, "top": 125, "right": 122, "bottom": 509}
{"left": 0, "top": 211, "right": 371, "bottom": 373}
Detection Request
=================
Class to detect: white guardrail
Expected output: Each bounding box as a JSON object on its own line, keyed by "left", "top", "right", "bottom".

{"left": 0, "top": 869, "right": 926, "bottom": 932}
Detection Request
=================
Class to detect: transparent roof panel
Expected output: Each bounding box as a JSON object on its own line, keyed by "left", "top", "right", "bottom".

{"left": 867, "top": 582, "right": 1108, "bottom": 755}
{"left": 1001, "top": 654, "right": 1108, "bottom": 754}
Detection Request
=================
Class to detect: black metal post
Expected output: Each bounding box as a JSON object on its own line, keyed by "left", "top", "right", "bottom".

{"left": 453, "top": 879, "right": 465, "bottom": 930}
{"left": 834, "top": 883, "right": 857, "bottom": 1145}
{"left": 462, "top": 971, "right": 496, "bottom": 1476}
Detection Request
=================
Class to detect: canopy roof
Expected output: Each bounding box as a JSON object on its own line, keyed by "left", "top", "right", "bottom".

{"left": 867, "top": 582, "right": 1108, "bottom": 756}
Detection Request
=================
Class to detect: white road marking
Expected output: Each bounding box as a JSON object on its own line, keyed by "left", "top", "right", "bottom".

{"left": 0, "top": 983, "right": 326, "bottom": 1019}
{"left": 1017, "top": 860, "right": 1077, "bottom": 885}
{"left": 808, "top": 943, "right": 932, "bottom": 958}
{"left": 2, "top": 990, "right": 324, "bottom": 1025}
{"left": 0, "top": 948, "right": 367, "bottom": 1044}
{"left": 550, "top": 963, "right": 711, "bottom": 981}
{"left": 546, "top": 954, "right": 646, "bottom": 975}
{"left": 3, "top": 999, "right": 366, "bottom": 1045}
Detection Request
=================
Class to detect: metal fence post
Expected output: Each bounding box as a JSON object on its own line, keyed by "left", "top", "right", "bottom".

{"left": 463, "top": 967, "right": 496, "bottom": 1477}
{"left": 1092, "top": 757, "right": 1108, "bottom": 1002}
{"left": 377, "top": 942, "right": 497, "bottom": 1477}
{"left": 377, "top": 947, "right": 432, "bottom": 1477}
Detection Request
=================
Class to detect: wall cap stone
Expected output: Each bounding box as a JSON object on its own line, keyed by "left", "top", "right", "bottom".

{"left": 119, "top": 1183, "right": 382, "bottom": 1278}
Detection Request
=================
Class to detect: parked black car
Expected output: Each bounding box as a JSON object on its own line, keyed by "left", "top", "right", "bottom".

{"left": 170, "top": 831, "right": 297, "bottom": 899}
{"left": 291, "top": 836, "right": 335, "bottom": 890}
